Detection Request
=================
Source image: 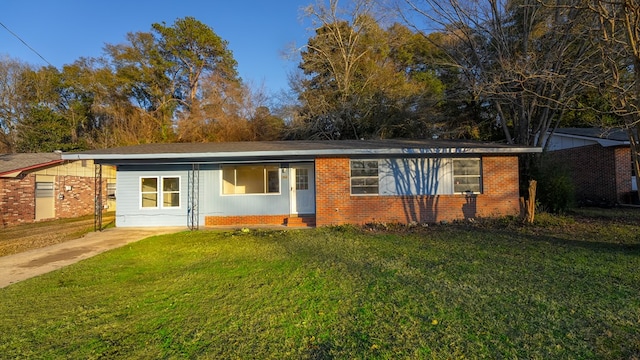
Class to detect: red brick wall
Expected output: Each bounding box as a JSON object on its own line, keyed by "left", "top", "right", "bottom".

{"left": 315, "top": 156, "right": 520, "bottom": 226}
{"left": 614, "top": 147, "right": 633, "bottom": 203}
{"left": 56, "top": 175, "right": 98, "bottom": 219}
{"left": 0, "top": 174, "right": 104, "bottom": 227}
{"left": 205, "top": 215, "right": 286, "bottom": 226}
{"left": 551, "top": 145, "right": 631, "bottom": 204}
{"left": 0, "top": 174, "right": 36, "bottom": 227}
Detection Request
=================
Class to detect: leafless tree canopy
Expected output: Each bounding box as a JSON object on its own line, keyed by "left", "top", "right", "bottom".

{"left": 401, "top": 0, "right": 601, "bottom": 148}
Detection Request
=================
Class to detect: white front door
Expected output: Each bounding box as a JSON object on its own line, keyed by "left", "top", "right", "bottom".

{"left": 290, "top": 163, "right": 315, "bottom": 215}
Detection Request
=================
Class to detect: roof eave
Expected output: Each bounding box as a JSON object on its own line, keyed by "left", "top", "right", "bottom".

{"left": 0, "top": 159, "right": 64, "bottom": 177}
{"left": 551, "top": 132, "right": 630, "bottom": 147}
{"left": 0, "top": 170, "right": 22, "bottom": 178}
{"left": 62, "top": 146, "right": 541, "bottom": 161}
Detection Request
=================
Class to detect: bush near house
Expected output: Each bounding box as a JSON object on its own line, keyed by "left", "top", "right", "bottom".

{"left": 532, "top": 156, "right": 576, "bottom": 213}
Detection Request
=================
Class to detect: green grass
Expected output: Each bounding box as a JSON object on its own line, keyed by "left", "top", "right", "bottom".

{"left": 1, "top": 216, "right": 639, "bottom": 359}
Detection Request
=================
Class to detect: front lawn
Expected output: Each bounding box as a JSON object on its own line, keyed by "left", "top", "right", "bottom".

{"left": 0, "top": 214, "right": 638, "bottom": 359}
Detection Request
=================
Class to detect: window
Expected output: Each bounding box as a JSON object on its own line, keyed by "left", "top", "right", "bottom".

{"left": 106, "top": 182, "right": 116, "bottom": 200}
{"left": 162, "top": 177, "right": 180, "bottom": 207}
{"left": 141, "top": 177, "right": 158, "bottom": 208}
{"left": 222, "top": 165, "right": 280, "bottom": 195}
{"left": 351, "top": 160, "right": 379, "bottom": 195}
{"left": 140, "top": 176, "right": 180, "bottom": 208}
{"left": 35, "top": 182, "right": 54, "bottom": 198}
{"left": 453, "top": 159, "right": 482, "bottom": 193}
{"left": 296, "top": 168, "right": 309, "bottom": 190}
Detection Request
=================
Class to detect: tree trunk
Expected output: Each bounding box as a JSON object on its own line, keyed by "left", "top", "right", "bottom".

{"left": 524, "top": 180, "right": 537, "bottom": 224}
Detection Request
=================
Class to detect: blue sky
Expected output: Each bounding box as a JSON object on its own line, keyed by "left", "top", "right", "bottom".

{"left": 0, "top": 0, "right": 314, "bottom": 95}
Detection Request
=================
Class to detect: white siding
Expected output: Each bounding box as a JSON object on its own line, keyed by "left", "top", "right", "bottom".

{"left": 115, "top": 163, "right": 292, "bottom": 227}
{"left": 379, "top": 158, "right": 453, "bottom": 195}
{"left": 199, "top": 164, "right": 290, "bottom": 217}
{"left": 115, "top": 165, "right": 191, "bottom": 227}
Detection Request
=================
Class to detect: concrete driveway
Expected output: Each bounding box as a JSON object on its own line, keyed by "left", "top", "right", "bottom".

{"left": 0, "top": 227, "right": 185, "bottom": 288}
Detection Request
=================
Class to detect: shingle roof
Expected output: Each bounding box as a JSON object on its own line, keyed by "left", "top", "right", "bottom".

{"left": 62, "top": 139, "right": 540, "bottom": 163}
{"left": 554, "top": 128, "right": 629, "bottom": 142}
{"left": 0, "top": 153, "right": 63, "bottom": 176}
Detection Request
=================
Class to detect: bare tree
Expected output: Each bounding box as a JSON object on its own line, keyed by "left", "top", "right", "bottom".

{"left": 298, "top": 0, "right": 383, "bottom": 139}
{"left": 176, "top": 72, "right": 252, "bottom": 142}
{"left": 0, "top": 57, "right": 31, "bottom": 152}
{"left": 585, "top": 0, "right": 640, "bottom": 198}
{"left": 295, "top": 0, "right": 444, "bottom": 140}
{"left": 399, "top": 0, "right": 599, "bottom": 148}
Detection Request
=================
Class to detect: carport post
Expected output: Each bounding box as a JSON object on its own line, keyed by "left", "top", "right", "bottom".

{"left": 94, "top": 163, "right": 103, "bottom": 231}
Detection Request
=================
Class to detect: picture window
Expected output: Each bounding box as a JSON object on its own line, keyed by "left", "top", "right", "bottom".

{"left": 350, "top": 160, "right": 379, "bottom": 195}
{"left": 222, "top": 165, "right": 280, "bottom": 195}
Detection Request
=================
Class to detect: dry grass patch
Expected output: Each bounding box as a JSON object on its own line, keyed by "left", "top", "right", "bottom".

{"left": 0, "top": 213, "right": 114, "bottom": 256}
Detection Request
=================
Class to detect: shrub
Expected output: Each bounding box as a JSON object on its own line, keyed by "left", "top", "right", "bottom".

{"left": 532, "top": 156, "right": 575, "bottom": 214}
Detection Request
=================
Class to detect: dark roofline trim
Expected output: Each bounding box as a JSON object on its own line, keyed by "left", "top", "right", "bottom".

{"left": 93, "top": 158, "right": 317, "bottom": 166}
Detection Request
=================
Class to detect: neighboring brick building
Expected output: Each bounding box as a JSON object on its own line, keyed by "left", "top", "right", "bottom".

{"left": 547, "top": 128, "right": 637, "bottom": 205}
{"left": 63, "top": 140, "right": 539, "bottom": 228}
{"left": 0, "top": 153, "right": 116, "bottom": 227}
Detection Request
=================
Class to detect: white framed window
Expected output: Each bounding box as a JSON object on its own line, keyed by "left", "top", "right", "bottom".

{"left": 140, "top": 176, "right": 180, "bottom": 208}
{"left": 141, "top": 177, "right": 158, "bottom": 208}
{"left": 453, "top": 159, "right": 482, "bottom": 193}
{"left": 351, "top": 160, "right": 379, "bottom": 195}
{"left": 161, "top": 177, "right": 180, "bottom": 207}
{"left": 222, "top": 165, "right": 280, "bottom": 195}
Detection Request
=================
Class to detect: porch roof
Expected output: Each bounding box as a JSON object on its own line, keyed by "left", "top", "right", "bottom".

{"left": 61, "top": 139, "right": 541, "bottom": 164}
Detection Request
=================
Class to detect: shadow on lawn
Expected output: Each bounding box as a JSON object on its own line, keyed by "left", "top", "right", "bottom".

{"left": 305, "top": 339, "right": 333, "bottom": 360}
{"left": 463, "top": 225, "right": 640, "bottom": 254}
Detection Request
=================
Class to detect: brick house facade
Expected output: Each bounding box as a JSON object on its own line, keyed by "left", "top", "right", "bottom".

{"left": 0, "top": 153, "right": 115, "bottom": 227}
{"left": 202, "top": 155, "right": 521, "bottom": 227}
{"left": 64, "top": 140, "right": 538, "bottom": 228}
{"left": 550, "top": 145, "right": 632, "bottom": 204}
{"left": 547, "top": 128, "right": 636, "bottom": 205}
